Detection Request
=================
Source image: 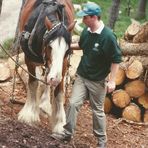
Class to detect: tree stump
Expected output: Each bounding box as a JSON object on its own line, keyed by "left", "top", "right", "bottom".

{"left": 104, "top": 96, "right": 112, "bottom": 114}
{"left": 124, "top": 80, "right": 145, "bottom": 98}
{"left": 138, "top": 92, "right": 148, "bottom": 109}
{"left": 122, "top": 103, "right": 141, "bottom": 122}
{"left": 112, "top": 89, "right": 131, "bottom": 108}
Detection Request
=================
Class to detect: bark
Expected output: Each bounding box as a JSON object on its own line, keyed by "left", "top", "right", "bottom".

{"left": 107, "top": 0, "right": 121, "bottom": 29}
{"left": 135, "top": 0, "right": 148, "bottom": 20}
{"left": 119, "top": 39, "right": 148, "bottom": 56}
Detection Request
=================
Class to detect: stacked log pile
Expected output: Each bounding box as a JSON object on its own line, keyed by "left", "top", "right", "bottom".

{"left": 104, "top": 20, "right": 148, "bottom": 123}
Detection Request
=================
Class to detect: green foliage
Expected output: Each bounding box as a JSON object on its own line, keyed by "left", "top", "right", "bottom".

{"left": 73, "top": 0, "right": 148, "bottom": 38}
{"left": 0, "top": 38, "right": 14, "bottom": 58}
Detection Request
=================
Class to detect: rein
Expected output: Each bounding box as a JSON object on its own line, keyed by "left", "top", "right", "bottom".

{"left": 0, "top": 43, "right": 48, "bottom": 85}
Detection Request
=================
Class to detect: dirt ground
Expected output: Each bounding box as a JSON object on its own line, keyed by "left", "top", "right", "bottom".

{"left": 0, "top": 76, "right": 148, "bottom": 148}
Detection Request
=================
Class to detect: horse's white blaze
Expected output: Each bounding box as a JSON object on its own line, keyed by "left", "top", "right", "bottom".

{"left": 47, "top": 37, "right": 68, "bottom": 86}
{"left": 18, "top": 81, "right": 40, "bottom": 124}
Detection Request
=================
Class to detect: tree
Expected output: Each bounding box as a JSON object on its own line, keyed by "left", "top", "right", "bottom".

{"left": 135, "top": 0, "right": 148, "bottom": 20}
{"left": 107, "top": 0, "right": 121, "bottom": 30}
{"left": 0, "top": 0, "right": 3, "bottom": 15}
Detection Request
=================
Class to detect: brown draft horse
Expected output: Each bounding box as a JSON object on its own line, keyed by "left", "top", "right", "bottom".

{"left": 18, "top": 0, "right": 75, "bottom": 134}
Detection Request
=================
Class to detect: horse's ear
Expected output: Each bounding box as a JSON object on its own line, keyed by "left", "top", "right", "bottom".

{"left": 67, "top": 21, "right": 77, "bottom": 32}
{"left": 45, "top": 16, "right": 53, "bottom": 30}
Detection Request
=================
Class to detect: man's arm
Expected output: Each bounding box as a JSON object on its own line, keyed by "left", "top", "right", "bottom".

{"left": 107, "top": 63, "right": 119, "bottom": 93}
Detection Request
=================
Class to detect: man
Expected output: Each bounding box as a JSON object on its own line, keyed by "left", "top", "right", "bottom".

{"left": 51, "top": 2, "right": 122, "bottom": 148}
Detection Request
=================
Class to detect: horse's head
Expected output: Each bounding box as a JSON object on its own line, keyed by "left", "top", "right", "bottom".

{"left": 20, "top": 0, "right": 75, "bottom": 87}
{"left": 42, "top": 0, "right": 75, "bottom": 87}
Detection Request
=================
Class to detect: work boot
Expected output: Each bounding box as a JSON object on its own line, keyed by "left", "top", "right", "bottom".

{"left": 96, "top": 142, "right": 107, "bottom": 148}
{"left": 50, "top": 132, "right": 71, "bottom": 143}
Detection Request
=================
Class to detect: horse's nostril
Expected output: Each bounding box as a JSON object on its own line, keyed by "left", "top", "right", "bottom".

{"left": 50, "top": 78, "right": 53, "bottom": 81}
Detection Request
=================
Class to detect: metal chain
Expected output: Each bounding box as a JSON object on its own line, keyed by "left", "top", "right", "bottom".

{"left": 0, "top": 43, "right": 48, "bottom": 85}
{"left": 10, "top": 45, "right": 20, "bottom": 104}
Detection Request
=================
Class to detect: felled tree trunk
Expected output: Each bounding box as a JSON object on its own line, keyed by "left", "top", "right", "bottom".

{"left": 112, "top": 89, "right": 131, "bottom": 108}
{"left": 124, "top": 80, "right": 145, "bottom": 98}
{"left": 122, "top": 103, "right": 141, "bottom": 122}
{"left": 120, "top": 39, "right": 148, "bottom": 56}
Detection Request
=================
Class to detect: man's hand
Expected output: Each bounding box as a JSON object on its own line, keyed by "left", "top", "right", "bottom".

{"left": 107, "top": 81, "right": 116, "bottom": 93}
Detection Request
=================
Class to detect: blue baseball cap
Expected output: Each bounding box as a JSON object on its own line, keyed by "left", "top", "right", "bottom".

{"left": 77, "top": 2, "right": 102, "bottom": 17}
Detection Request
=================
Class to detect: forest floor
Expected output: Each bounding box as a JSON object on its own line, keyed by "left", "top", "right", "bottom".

{"left": 0, "top": 75, "right": 148, "bottom": 148}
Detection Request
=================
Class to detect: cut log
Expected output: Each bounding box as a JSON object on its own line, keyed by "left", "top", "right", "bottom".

{"left": 122, "top": 103, "right": 141, "bottom": 122}
{"left": 138, "top": 92, "right": 148, "bottom": 109}
{"left": 104, "top": 96, "right": 112, "bottom": 113}
{"left": 144, "top": 110, "right": 148, "bottom": 122}
{"left": 115, "top": 66, "right": 126, "bottom": 85}
{"left": 125, "top": 59, "right": 143, "bottom": 79}
{"left": 124, "top": 80, "right": 145, "bottom": 98}
{"left": 122, "top": 55, "right": 148, "bottom": 69}
{"left": 112, "top": 89, "right": 131, "bottom": 108}
{"left": 133, "top": 22, "right": 148, "bottom": 43}
{"left": 124, "top": 20, "right": 141, "bottom": 41}
{"left": 0, "top": 63, "right": 11, "bottom": 82}
{"left": 119, "top": 39, "right": 148, "bottom": 56}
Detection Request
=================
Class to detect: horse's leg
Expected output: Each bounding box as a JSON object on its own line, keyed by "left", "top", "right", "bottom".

{"left": 18, "top": 60, "right": 40, "bottom": 125}
{"left": 51, "top": 81, "right": 66, "bottom": 134}
{"left": 38, "top": 84, "right": 52, "bottom": 117}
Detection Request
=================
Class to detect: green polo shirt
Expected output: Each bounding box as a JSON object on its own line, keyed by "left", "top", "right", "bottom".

{"left": 77, "top": 26, "right": 122, "bottom": 81}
